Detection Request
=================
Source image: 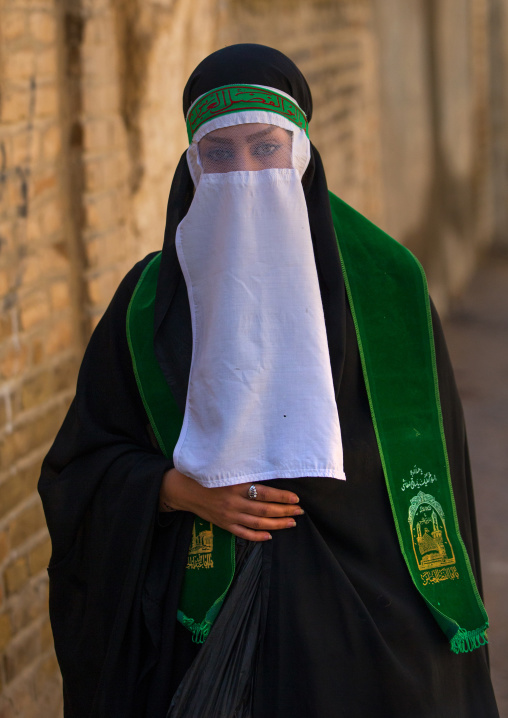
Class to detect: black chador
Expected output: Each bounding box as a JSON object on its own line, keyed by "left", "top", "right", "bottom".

{"left": 39, "top": 44, "right": 499, "bottom": 718}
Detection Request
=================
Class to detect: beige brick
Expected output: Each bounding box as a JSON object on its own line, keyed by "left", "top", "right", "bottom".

{"left": 35, "top": 82, "right": 58, "bottom": 118}
{"left": 0, "top": 400, "right": 8, "bottom": 432}
{"left": 0, "top": 613, "right": 12, "bottom": 653}
{"left": 110, "top": 115, "right": 127, "bottom": 150}
{"left": 82, "top": 45, "right": 114, "bottom": 80}
{"left": 39, "top": 198, "right": 62, "bottom": 236}
{"left": 84, "top": 192, "right": 119, "bottom": 231}
{"left": 0, "top": 415, "right": 65, "bottom": 478}
{"left": 3, "top": 623, "right": 41, "bottom": 682}
{"left": 21, "top": 246, "right": 69, "bottom": 287}
{"left": 20, "top": 254, "right": 42, "bottom": 285}
{"left": 0, "top": 86, "right": 32, "bottom": 124}
{"left": 82, "top": 83, "right": 119, "bottom": 116}
{"left": 41, "top": 124, "right": 61, "bottom": 161}
{"left": 0, "top": 273, "right": 12, "bottom": 302}
{"left": 26, "top": 212, "right": 42, "bottom": 243}
{"left": 0, "top": 465, "right": 39, "bottom": 519}
{"left": 40, "top": 615, "right": 53, "bottom": 651}
{"left": 10, "top": 576, "right": 49, "bottom": 634}
{"left": 10, "top": 130, "right": 31, "bottom": 165}
{"left": 84, "top": 157, "right": 105, "bottom": 193}
{"left": 0, "top": 475, "right": 30, "bottom": 521}
{"left": 83, "top": 117, "right": 113, "bottom": 151}
{"left": 36, "top": 651, "right": 59, "bottom": 683}
{"left": 84, "top": 231, "right": 124, "bottom": 269}
{"left": 21, "top": 369, "right": 54, "bottom": 411}
{"left": 30, "top": 403, "right": 67, "bottom": 448}
{"left": 20, "top": 254, "right": 41, "bottom": 285}
{"left": 4, "top": 556, "right": 29, "bottom": 596}
{"left": 31, "top": 330, "right": 77, "bottom": 368}
{"left": 0, "top": 341, "right": 29, "bottom": 380}
{"left": 0, "top": 530, "right": 9, "bottom": 564}
{"left": 35, "top": 651, "right": 60, "bottom": 698}
{"left": 82, "top": 13, "right": 111, "bottom": 48}
{"left": 3, "top": 50, "right": 34, "bottom": 81}
{"left": 36, "top": 46, "right": 58, "bottom": 77}
{"left": 53, "top": 356, "right": 78, "bottom": 392}
{"left": 88, "top": 269, "right": 118, "bottom": 308}
{"left": 29, "top": 11, "right": 57, "bottom": 44}
{"left": 49, "top": 280, "right": 70, "bottom": 311}
{"left": 0, "top": 221, "right": 14, "bottom": 254}
{"left": 19, "top": 292, "right": 50, "bottom": 330}
{"left": 9, "top": 501, "right": 46, "bottom": 548}
{"left": 30, "top": 336, "right": 45, "bottom": 366}
{"left": 48, "top": 242, "right": 70, "bottom": 271}
{"left": 31, "top": 170, "right": 57, "bottom": 199}
{"left": 6, "top": 174, "right": 28, "bottom": 213}
{"left": 45, "top": 318, "right": 73, "bottom": 356}
{"left": 28, "top": 537, "right": 51, "bottom": 576}
{"left": 1, "top": 10, "right": 27, "bottom": 40}
{"left": 0, "top": 428, "right": 26, "bottom": 472}
{"left": 0, "top": 312, "right": 12, "bottom": 342}
{"left": 0, "top": 682, "right": 31, "bottom": 717}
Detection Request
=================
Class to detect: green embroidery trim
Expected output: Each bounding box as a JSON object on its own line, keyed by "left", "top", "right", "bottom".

{"left": 126, "top": 253, "right": 236, "bottom": 643}
{"left": 176, "top": 527, "right": 237, "bottom": 644}
{"left": 186, "top": 84, "right": 309, "bottom": 142}
{"left": 329, "top": 190, "right": 488, "bottom": 653}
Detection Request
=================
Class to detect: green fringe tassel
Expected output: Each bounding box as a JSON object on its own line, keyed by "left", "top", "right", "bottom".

{"left": 450, "top": 625, "right": 489, "bottom": 654}
{"left": 177, "top": 612, "right": 212, "bottom": 644}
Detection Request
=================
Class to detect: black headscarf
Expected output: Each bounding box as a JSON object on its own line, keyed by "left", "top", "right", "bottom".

{"left": 154, "top": 44, "right": 346, "bottom": 401}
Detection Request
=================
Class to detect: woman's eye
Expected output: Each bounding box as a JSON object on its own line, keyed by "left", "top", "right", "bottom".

{"left": 251, "top": 143, "right": 281, "bottom": 157}
{"left": 206, "top": 148, "right": 235, "bottom": 162}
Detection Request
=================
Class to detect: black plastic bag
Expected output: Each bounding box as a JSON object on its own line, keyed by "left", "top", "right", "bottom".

{"left": 167, "top": 542, "right": 263, "bottom": 718}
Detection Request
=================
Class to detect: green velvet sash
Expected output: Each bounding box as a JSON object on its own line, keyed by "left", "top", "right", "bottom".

{"left": 329, "top": 192, "right": 488, "bottom": 652}
{"left": 126, "top": 192, "right": 488, "bottom": 652}
{"left": 126, "top": 254, "right": 236, "bottom": 644}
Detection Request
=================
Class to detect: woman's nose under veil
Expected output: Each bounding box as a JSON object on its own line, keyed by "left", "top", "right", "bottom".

{"left": 173, "top": 118, "right": 346, "bottom": 488}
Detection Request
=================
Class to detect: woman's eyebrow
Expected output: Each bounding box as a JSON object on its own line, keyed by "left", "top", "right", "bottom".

{"left": 201, "top": 135, "right": 233, "bottom": 144}
{"left": 246, "top": 127, "right": 276, "bottom": 143}
{"left": 201, "top": 127, "right": 279, "bottom": 144}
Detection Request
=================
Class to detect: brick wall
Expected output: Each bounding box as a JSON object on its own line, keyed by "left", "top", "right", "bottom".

{"left": 0, "top": 0, "right": 74, "bottom": 715}
{"left": 0, "top": 1, "right": 503, "bottom": 715}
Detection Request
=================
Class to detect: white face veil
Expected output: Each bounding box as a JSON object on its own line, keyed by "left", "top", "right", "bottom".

{"left": 173, "top": 86, "right": 346, "bottom": 487}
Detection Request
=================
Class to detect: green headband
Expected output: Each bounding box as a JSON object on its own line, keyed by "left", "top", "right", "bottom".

{"left": 186, "top": 84, "right": 309, "bottom": 143}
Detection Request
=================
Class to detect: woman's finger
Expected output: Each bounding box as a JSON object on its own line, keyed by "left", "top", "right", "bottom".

{"left": 227, "top": 524, "right": 273, "bottom": 542}
{"left": 239, "top": 482, "right": 300, "bottom": 505}
{"left": 237, "top": 499, "right": 304, "bottom": 518}
{"left": 236, "top": 512, "right": 300, "bottom": 532}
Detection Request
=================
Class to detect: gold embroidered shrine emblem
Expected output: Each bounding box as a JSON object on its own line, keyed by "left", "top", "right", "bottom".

{"left": 186, "top": 519, "right": 214, "bottom": 570}
{"left": 408, "top": 491, "right": 459, "bottom": 584}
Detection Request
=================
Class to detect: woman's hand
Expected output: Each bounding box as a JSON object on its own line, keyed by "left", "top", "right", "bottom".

{"left": 159, "top": 468, "right": 304, "bottom": 541}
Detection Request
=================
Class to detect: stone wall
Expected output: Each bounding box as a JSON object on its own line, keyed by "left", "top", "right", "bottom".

{"left": 489, "top": 0, "right": 508, "bottom": 249}
{"left": 375, "top": 0, "right": 493, "bottom": 307}
{"left": 0, "top": 1, "right": 76, "bottom": 715}
{"left": 0, "top": 1, "right": 505, "bottom": 715}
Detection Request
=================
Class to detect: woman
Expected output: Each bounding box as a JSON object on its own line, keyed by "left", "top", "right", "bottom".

{"left": 39, "top": 44, "right": 499, "bottom": 717}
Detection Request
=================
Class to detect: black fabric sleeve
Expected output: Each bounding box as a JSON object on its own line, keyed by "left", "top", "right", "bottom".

{"left": 38, "top": 255, "right": 193, "bottom": 718}
{"left": 430, "top": 299, "right": 484, "bottom": 598}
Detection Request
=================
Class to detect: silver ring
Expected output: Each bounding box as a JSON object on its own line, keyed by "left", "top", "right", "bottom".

{"left": 248, "top": 484, "right": 258, "bottom": 500}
